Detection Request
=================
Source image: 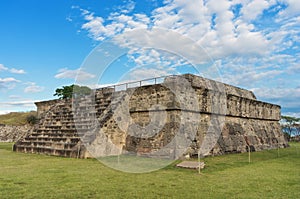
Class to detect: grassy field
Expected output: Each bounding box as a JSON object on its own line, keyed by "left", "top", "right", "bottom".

{"left": 0, "top": 111, "right": 37, "bottom": 125}
{"left": 0, "top": 143, "right": 299, "bottom": 199}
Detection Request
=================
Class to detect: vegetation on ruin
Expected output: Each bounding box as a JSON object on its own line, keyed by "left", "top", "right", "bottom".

{"left": 53, "top": 84, "right": 92, "bottom": 99}
{"left": 0, "top": 142, "right": 299, "bottom": 198}
{"left": 0, "top": 111, "right": 37, "bottom": 126}
{"left": 281, "top": 115, "right": 300, "bottom": 140}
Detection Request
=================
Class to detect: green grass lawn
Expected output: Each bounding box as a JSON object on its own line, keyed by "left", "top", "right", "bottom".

{"left": 0, "top": 143, "right": 299, "bottom": 199}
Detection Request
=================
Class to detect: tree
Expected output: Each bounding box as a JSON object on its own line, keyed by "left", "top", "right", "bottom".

{"left": 294, "top": 123, "right": 300, "bottom": 137}
{"left": 281, "top": 115, "right": 300, "bottom": 140}
{"left": 26, "top": 114, "right": 38, "bottom": 125}
{"left": 53, "top": 85, "right": 92, "bottom": 99}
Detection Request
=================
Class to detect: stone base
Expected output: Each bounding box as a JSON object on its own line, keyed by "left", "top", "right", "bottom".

{"left": 176, "top": 161, "right": 205, "bottom": 169}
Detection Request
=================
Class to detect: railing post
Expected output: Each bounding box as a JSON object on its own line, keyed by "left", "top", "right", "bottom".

{"left": 99, "top": 74, "right": 175, "bottom": 91}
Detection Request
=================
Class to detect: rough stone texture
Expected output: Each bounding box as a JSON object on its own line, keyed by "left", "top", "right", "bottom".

{"left": 13, "top": 74, "right": 288, "bottom": 158}
{"left": 0, "top": 124, "right": 33, "bottom": 142}
{"left": 176, "top": 161, "right": 205, "bottom": 170}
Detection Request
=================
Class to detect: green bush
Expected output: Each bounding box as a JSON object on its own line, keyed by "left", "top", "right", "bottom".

{"left": 26, "top": 115, "right": 38, "bottom": 125}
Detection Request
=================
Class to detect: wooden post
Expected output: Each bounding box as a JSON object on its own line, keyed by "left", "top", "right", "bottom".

{"left": 248, "top": 145, "right": 251, "bottom": 163}
{"left": 198, "top": 149, "right": 201, "bottom": 174}
{"left": 277, "top": 142, "right": 279, "bottom": 158}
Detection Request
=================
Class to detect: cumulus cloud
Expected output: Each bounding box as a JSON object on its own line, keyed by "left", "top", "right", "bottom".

{"left": 75, "top": 0, "right": 299, "bottom": 115}
{"left": 78, "top": 0, "right": 289, "bottom": 69}
{"left": 279, "top": 0, "right": 300, "bottom": 18}
{"left": 241, "top": 0, "right": 276, "bottom": 21}
{"left": 55, "top": 68, "right": 96, "bottom": 81}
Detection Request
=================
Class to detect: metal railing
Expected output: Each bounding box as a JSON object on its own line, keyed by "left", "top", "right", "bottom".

{"left": 98, "top": 74, "right": 178, "bottom": 92}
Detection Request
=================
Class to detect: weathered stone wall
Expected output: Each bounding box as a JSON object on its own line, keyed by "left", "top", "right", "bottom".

{"left": 14, "top": 74, "right": 288, "bottom": 158}
{"left": 0, "top": 124, "right": 33, "bottom": 142}
{"left": 92, "top": 74, "right": 286, "bottom": 157}
{"left": 35, "top": 99, "right": 61, "bottom": 118}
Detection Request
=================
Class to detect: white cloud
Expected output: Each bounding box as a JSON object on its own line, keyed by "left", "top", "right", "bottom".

{"left": 241, "top": 0, "right": 275, "bottom": 21}
{"left": 79, "top": 0, "right": 277, "bottom": 65}
{"left": 0, "top": 77, "right": 20, "bottom": 83}
{"left": 0, "top": 100, "right": 36, "bottom": 113}
{"left": 0, "top": 64, "right": 8, "bottom": 72}
{"left": 220, "top": 67, "right": 283, "bottom": 87}
{"left": 279, "top": 0, "right": 300, "bottom": 18}
{"left": 118, "top": 0, "right": 136, "bottom": 14}
{"left": 0, "top": 64, "right": 26, "bottom": 74}
{"left": 75, "top": 0, "right": 300, "bottom": 116}
{"left": 9, "top": 95, "right": 21, "bottom": 99}
{"left": 251, "top": 87, "right": 300, "bottom": 100}
{"left": 250, "top": 87, "right": 300, "bottom": 114}
{"left": 282, "top": 112, "right": 300, "bottom": 118}
{"left": 55, "top": 68, "right": 96, "bottom": 81}
{"left": 0, "top": 110, "right": 13, "bottom": 115}
{"left": 81, "top": 15, "right": 107, "bottom": 41}
{"left": 121, "top": 66, "right": 175, "bottom": 82}
{"left": 287, "top": 64, "right": 300, "bottom": 74}
{"left": 24, "top": 82, "right": 44, "bottom": 93}
{"left": 0, "top": 77, "right": 20, "bottom": 89}
{"left": 10, "top": 68, "right": 26, "bottom": 74}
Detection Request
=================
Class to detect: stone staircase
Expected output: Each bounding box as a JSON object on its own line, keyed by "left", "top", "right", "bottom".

{"left": 13, "top": 88, "right": 115, "bottom": 158}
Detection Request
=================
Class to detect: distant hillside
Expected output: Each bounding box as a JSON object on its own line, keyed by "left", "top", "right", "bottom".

{"left": 0, "top": 111, "right": 37, "bottom": 126}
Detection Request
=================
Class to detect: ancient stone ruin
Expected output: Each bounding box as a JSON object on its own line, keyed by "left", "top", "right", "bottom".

{"left": 13, "top": 74, "right": 288, "bottom": 158}
{"left": 0, "top": 124, "right": 33, "bottom": 142}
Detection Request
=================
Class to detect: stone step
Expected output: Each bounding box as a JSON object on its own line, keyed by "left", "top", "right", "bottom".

{"left": 15, "top": 146, "right": 78, "bottom": 157}
{"left": 42, "top": 126, "right": 76, "bottom": 130}
{"left": 28, "top": 132, "right": 80, "bottom": 138}
{"left": 17, "top": 141, "right": 78, "bottom": 149}
{"left": 30, "top": 133, "right": 69, "bottom": 137}
{"left": 25, "top": 137, "right": 80, "bottom": 142}
{"left": 28, "top": 135, "right": 79, "bottom": 139}
{"left": 35, "top": 129, "right": 76, "bottom": 134}
{"left": 19, "top": 140, "right": 78, "bottom": 145}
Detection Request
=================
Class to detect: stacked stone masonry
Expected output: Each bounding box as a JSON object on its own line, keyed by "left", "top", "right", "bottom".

{"left": 0, "top": 124, "right": 33, "bottom": 142}
{"left": 14, "top": 74, "right": 288, "bottom": 158}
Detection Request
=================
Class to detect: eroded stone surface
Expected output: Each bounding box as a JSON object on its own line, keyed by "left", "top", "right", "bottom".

{"left": 13, "top": 74, "right": 288, "bottom": 158}
{"left": 0, "top": 124, "right": 33, "bottom": 142}
{"left": 176, "top": 161, "right": 205, "bottom": 169}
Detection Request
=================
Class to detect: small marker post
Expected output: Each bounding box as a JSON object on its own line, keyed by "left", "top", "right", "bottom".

{"left": 198, "top": 149, "right": 201, "bottom": 174}
{"left": 277, "top": 142, "right": 280, "bottom": 158}
{"left": 248, "top": 145, "right": 251, "bottom": 163}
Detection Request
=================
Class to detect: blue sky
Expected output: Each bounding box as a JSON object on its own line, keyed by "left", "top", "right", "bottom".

{"left": 0, "top": 0, "right": 299, "bottom": 117}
